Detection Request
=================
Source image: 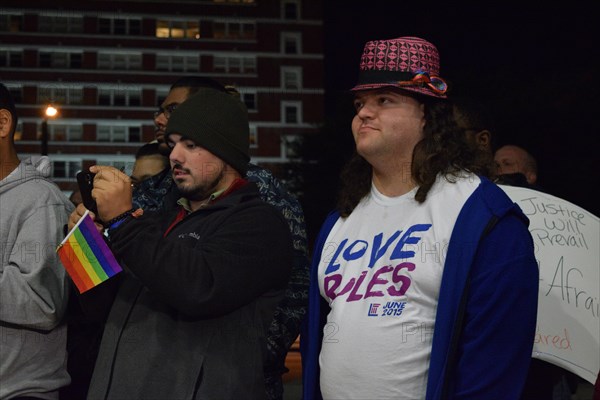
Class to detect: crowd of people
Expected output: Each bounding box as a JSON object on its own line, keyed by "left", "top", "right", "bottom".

{"left": 1, "top": 33, "right": 598, "bottom": 400}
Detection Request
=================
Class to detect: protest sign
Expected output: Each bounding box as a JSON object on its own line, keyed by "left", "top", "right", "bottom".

{"left": 501, "top": 185, "right": 599, "bottom": 384}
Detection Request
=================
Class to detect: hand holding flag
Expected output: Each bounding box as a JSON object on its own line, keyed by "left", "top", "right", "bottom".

{"left": 57, "top": 210, "right": 122, "bottom": 293}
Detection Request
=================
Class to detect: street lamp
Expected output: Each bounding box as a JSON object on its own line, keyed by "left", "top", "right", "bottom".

{"left": 41, "top": 104, "right": 58, "bottom": 156}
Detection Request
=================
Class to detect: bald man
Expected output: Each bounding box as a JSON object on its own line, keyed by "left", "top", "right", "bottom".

{"left": 494, "top": 144, "right": 538, "bottom": 185}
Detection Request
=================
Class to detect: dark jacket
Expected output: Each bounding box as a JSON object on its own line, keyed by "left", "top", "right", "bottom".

{"left": 86, "top": 182, "right": 293, "bottom": 400}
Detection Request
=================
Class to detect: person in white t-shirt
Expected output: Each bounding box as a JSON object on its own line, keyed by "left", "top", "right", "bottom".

{"left": 301, "top": 36, "right": 540, "bottom": 400}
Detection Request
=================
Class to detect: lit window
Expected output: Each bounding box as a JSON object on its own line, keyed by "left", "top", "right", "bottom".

{"left": 170, "top": 21, "right": 185, "bottom": 38}
{"left": 156, "top": 20, "right": 170, "bottom": 38}
{"left": 155, "top": 19, "right": 201, "bottom": 39}
{"left": 186, "top": 21, "right": 200, "bottom": 39}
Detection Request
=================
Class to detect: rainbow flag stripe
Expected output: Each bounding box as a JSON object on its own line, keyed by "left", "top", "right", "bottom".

{"left": 57, "top": 211, "right": 122, "bottom": 293}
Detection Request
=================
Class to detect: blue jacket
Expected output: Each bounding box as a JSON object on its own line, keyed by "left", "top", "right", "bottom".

{"left": 301, "top": 177, "right": 539, "bottom": 400}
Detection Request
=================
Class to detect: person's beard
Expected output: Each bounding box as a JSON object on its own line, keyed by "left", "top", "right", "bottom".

{"left": 172, "top": 163, "right": 224, "bottom": 202}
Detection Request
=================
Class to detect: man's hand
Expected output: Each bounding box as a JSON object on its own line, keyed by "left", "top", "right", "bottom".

{"left": 90, "top": 165, "right": 133, "bottom": 223}
{"left": 68, "top": 203, "right": 104, "bottom": 232}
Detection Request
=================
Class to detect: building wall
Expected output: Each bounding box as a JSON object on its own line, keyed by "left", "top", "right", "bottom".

{"left": 0, "top": 0, "right": 324, "bottom": 193}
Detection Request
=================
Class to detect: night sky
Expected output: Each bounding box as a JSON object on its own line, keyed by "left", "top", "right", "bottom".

{"left": 318, "top": 3, "right": 599, "bottom": 219}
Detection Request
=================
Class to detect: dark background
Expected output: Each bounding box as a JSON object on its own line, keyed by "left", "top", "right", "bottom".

{"left": 300, "top": 2, "right": 599, "bottom": 241}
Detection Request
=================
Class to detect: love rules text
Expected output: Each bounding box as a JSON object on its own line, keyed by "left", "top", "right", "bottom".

{"left": 322, "top": 224, "right": 431, "bottom": 301}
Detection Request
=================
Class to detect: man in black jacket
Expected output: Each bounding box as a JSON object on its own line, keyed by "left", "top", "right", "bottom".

{"left": 68, "top": 88, "right": 293, "bottom": 399}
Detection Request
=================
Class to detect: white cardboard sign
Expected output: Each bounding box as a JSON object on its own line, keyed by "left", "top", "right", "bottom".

{"left": 500, "top": 185, "right": 599, "bottom": 384}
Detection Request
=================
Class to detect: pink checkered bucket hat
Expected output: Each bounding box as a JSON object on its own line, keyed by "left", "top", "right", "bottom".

{"left": 351, "top": 36, "right": 448, "bottom": 98}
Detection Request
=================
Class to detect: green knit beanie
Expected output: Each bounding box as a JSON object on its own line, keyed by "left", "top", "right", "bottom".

{"left": 165, "top": 88, "right": 250, "bottom": 175}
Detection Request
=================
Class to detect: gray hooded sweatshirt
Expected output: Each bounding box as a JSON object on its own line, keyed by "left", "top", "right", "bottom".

{"left": 0, "top": 156, "right": 73, "bottom": 400}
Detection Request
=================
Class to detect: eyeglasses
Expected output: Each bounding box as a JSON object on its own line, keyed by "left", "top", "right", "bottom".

{"left": 153, "top": 103, "right": 179, "bottom": 119}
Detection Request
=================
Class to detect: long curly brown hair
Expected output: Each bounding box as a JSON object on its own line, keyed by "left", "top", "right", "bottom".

{"left": 337, "top": 93, "right": 491, "bottom": 218}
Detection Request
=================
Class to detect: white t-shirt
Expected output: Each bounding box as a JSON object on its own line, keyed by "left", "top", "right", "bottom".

{"left": 318, "top": 174, "right": 479, "bottom": 400}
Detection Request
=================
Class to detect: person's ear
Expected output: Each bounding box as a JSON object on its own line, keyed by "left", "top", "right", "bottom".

{"left": 474, "top": 129, "right": 491, "bottom": 150}
{"left": 525, "top": 171, "right": 537, "bottom": 185}
{"left": 0, "top": 109, "right": 13, "bottom": 139}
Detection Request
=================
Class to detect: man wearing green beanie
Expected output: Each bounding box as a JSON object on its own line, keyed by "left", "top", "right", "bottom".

{"left": 67, "top": 87, "right": 294, "bottom": 399}
{"left": 165, "top": 88, "right": 251, "bottom": 176}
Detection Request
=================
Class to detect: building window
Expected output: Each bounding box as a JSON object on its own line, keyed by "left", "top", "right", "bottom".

{"left": 38, "top": 51, "right": 83, "bottom": 69}
{"left": 49, "top": 124, "right": 83, "bottom": 141}
{"left": 213, "top": 0, "right": 256, "bottom": 3}
{"left": 155, "top": 54, "right": 199, "bottom": 72}
{"left": 129, "top": 127, "right": 141, "bottom": 142}
{"left": 243, "top": 57, "right": 256, "bottom": 73}
{"left": 98, "top": 52, "right": 142, "bottom": 70}
{"left": 0, "top": 49, "right": 23, "bottom": 67}
{"left": 6, "top": 86, "right": 22, "bottom": 103}
{"left": 52, "top": 160, "right": 82, "bottom": 179}
{"left": 98, "top": 17, "right": 142, "bottom": 35}
{"left": 249, "top": 125, "right": 257, "bottom": 148}
{"left": 282, "top": 0, "right": 300, "bottom": 20}
{"left": 92, "top": 158, "right": 136, "bottom": 175}
{"left": 70, "top": 53, "right": 82, "bottom": 68}
{"left": 242, "top": 92, "right": 257, "bottom": 111}
{"left": 0, "top": 14, "right": 23, "bottom": 32}
{"left": 97, "top": 125, "right": 142, "bottom": 142}
{"left": 38, "top": 15, "right": 83, "bottom": 33}
{"left": 212, "top": 21, "right": 256, "bottom": 40}
{"left": 213, "top": 56, "right": 256, "bottom": 73}
{"left": 38, "top": 86, "right": 84, "bottom": 105}
{"left": 281, "top": 32, "right": 301, "bottom": 54}
{"left": 156, "top": 89, "right": 169, "bottom": 108}
{"left": 284, "top": 135, "right": 303, "bottom": 158}
{"left": 282, "top": 101, "right": 302, "bottom": 124}
{"left": 281, "top": 66, "right": 302, "bottom": 90}
{"left": 97, "top": 88, "right": 141, "bottom": 106}
{"left": 156, "top": 19, "right": 200, "bottom": 39}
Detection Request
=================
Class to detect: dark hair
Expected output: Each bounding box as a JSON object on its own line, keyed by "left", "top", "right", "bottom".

{"left": 451, "top": 95, "right": 497, "bottom": 179}
{"left": 170, "top": 76, "right": 241, "bottom": 100}
{"left": 451, "top": 95, "right": 495, "bottom": 134}
{"left": 0, "top": 83, "right": 18, "bottom": 133}
{"left": 135, "top": 141, "right": 167, "bottom": 159}
{"left": 337, "top": 94, "right": 488, "bottom": 217}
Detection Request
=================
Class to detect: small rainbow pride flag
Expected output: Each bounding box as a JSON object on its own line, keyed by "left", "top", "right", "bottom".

{"left": 57, "top": 210, "right": 122, "bottom": 293}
